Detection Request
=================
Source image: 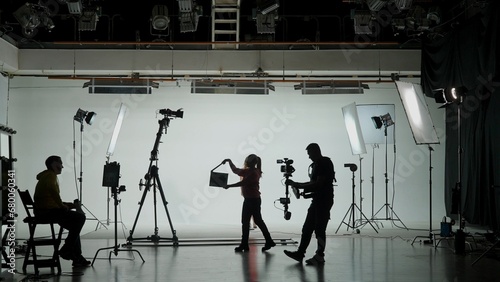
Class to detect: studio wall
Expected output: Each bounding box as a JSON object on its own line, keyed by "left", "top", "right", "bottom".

{"left": 6, "top": 76, "right": 447, "bottom": 238}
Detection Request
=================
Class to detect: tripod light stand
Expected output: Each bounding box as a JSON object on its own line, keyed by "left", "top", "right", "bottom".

{"left": 73, "top": 108, "right": 106, "bottom": 229}
{"left": 434, "top": 86, "right": 467, "bottom": 253}
{"left": 371, "top": 113, "right": 408, "bottom": 229}
{"left": 336, "top": 163, "right": 378, "bottom": 234}
{"left": 395, "top": 80, "right": 440, "bottom": 243}
{"left": 92, "top": 162, "right": 144, "bottom": 265}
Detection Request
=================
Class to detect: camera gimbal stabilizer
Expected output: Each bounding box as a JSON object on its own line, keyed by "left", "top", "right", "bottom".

{"left": 277, "top": 158, "right": 295, "bottom": 220}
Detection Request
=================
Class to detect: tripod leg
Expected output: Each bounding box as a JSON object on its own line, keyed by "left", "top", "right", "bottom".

{"left": 154, "top": 174, "right": 178, "bottom": 244}
{"left": 336, "top": 205, "right": 355, "bottom": 234}
{"left": 352, "top": 204, "right": 378, "bottom": 233}
{"left": 127, "top": 177, "right": 153, "bottom": 242}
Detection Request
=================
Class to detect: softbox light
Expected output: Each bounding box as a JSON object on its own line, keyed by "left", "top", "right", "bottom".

{"left": 342, "top": 103, "right": 367, "bottom": 155}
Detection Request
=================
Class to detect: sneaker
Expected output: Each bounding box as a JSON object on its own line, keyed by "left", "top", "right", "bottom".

{"left": 284, "top": 250, "right": 304, "bottom": 262}
{"left": 305, "top": 254, "right": 325, "bottom": 266}
{"left": 262, "top": 241, "right": 276, "bottom": 252}
{"left": 72, "top": 255, "right": 91, "bottom": 267}
{"left": 234, "top": 245, "right": 249, "bottom": 252}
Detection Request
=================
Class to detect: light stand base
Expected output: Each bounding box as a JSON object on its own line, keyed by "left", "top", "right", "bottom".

{"left": 371, "top": 204, "right": 408, "bottom": 230}
{"left": 412, "top": 233, "right": 434, "bottom": 245}
{"left": 336, "top": 203, "right": 378, "bottom": 234}
{"left": 91, "top": 245, "right": 145, "bottom": 265}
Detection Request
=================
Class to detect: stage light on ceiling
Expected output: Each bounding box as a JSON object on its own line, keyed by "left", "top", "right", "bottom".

{"left": 352, "top": 10, "right": 373, "bottom": 35}
{"left": 78, "top": 8, "right": 99, "bottom": 31}
{"left": 13, "top": 2, "right": 55, "bottom": 38}
{"left": 151, "top": 5, "right": 170, "bottom": 31}
{"left": 177, "top": 0, "right": 193, "bottom": 12}
{"left": 256, "top": 13, "right": 277, "bottom": 34}
{"left": 74, "top": 108, "right": 96, "bottom": 125}
{"left": 434, "top": 86, "right": 468, "bottom": 107}
{"left": 366, "top": 0, "right": 389, "bottom": 12}
{"left": 179, "top": 9, "right": 202, "bottom": 33}
{"left": 67, "top": 0, "right": 83, "bottom": 14}
{"left": 258, "top": 0, "right": 279, "bottom": 15}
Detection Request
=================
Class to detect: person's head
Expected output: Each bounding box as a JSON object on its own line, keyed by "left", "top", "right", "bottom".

{"left": 244, "top": 154, "right": 262, "bottom": 171}
{"left": 306, "top": 143, "right": 322, "bottom": 162}
{"left": 45, "top": 155, "right": 63, "bottom": 175}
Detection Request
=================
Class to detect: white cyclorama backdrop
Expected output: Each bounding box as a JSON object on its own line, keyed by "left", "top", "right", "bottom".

{"left": 6, "top": 77, "right": 447, "bottom": 238}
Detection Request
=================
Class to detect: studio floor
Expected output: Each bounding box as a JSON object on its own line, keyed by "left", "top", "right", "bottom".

{"left": 2, "top": 222, "right": 499, "bottom": 282}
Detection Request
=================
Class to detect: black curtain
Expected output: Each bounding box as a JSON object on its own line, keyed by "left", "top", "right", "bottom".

{"left": 421, "top": 2, "right": 500, "bottom": 231}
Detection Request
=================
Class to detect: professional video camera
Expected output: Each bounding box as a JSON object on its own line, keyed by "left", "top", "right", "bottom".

{"left": 159, "top": 108, "right": 184, "bottom": 118}
{"left": 277, "top": 158, "right": 295, "bottom": 177}
{"left": 276, "top": 158, "right": 295, "bottom": 220}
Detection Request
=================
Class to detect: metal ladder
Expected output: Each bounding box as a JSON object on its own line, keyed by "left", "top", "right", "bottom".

{"left": 211, "top": 0, "right": 240, "bottom": 49}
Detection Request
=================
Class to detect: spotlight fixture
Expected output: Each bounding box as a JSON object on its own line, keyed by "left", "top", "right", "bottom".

{"left": 67, "top": 0, "right": 83, "bottom": 15}
{"left": 74, "top": 108, "right": 96, "bottom": 125}
{"left": 13, "top": 2, "right": 55, "bottom": 38}
{"left": 258, "top": 0, "right": 279, "bottom": 15}
{"left": 256, "top": 12, "right": 277, "bottom": 34}
{"left": 352, "top": 10, "right": 373, "bottom": 35}
{"left": 434, "top": 86, "right": 468, "bottom": 107}
{"left": 371, "top": 113, "right": 394, "bottom": 129}
{"left": 366, "top": 0, "right": 390, "bottom": 12}
{"left": 78, "top": 8, "right": 99, "bottom": 31}
{"left": 151, "top": 5, "right": 170, "bottom": 31}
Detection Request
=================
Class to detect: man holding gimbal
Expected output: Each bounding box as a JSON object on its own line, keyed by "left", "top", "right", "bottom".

{"left": 284, "top": 143, "right": 335, "bottom": 265}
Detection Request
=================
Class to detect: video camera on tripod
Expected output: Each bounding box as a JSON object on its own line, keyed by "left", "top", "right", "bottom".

{"left": 276, "top": 158, "right": 295, "bottom": 220}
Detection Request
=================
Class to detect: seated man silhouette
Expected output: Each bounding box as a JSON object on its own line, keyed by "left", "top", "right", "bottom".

{"left": 33, "top": 155, "right": 90, "bottom": 267}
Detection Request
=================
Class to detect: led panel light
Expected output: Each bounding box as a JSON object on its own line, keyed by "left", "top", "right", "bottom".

{"left": 342, "top": 103, "right": 367, "bottom": 155}
{"left": 295, "top": 81, "right": 368, "bottom": 95}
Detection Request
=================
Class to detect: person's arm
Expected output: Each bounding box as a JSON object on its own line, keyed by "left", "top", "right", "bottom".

{"left": 286, "top": 176, "right": 327, "bottom": 192}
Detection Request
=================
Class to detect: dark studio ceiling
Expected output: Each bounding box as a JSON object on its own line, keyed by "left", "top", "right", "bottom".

{"left": 0, "top": 0, "right": 490, "bottom": 50}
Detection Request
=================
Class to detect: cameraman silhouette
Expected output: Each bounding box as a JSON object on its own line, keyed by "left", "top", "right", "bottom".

{"left": 284, "top": 143, "right": 336, "bottom": 265}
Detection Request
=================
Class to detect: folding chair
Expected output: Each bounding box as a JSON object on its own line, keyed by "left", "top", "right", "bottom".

{"left": 18, "top": 189, "right": 63, "bottom": 275}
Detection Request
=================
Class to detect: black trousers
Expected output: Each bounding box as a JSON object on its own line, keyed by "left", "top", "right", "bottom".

{"left": 35, "top": 209, "right": 86, "bottom": 255}
{"left": 297, "top": 198, "right": 334, "bottom": 256}
{"left": 240, "top": 198, "right": 273, "bottom": 246}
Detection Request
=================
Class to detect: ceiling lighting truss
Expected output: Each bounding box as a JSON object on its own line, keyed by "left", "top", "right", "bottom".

{"left": 366, "top": 0, "right": 390, "bottom": 12}
{"left": 294, "top": 80, "right": 369, "bottom": 95}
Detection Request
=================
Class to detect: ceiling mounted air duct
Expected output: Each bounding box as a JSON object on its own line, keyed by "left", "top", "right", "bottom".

{"left": 191, "top": 80, "right": 274, "bottom": 95}
{"left": 294, "top": 81, "right": 369, "bottom": 95}
{"left": 83, "top": 78, "right": 159, "bottom": 94}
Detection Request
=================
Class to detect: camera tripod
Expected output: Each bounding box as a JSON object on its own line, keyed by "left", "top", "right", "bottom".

{"left": 336, "top": 167, "right": 378, "bottom": 234}
{"left": 92, "top": 185, "right": 144, "bottom": 264}
{"left": 126, "top": 116, "right": 178, "bottom": 246}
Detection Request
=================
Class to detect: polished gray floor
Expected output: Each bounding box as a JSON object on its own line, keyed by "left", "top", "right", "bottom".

{"left": 2, "top": 223, "right": 499, "bottom": 282}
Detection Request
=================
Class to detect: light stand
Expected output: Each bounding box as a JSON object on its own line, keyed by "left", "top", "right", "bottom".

{"left": 371, "top": 114, "right": 408, "bottom": 229}
{"left": 73, "top": 109, "right": 106, "bottom": 230}
{"left": 126, "top": 109, "right": 182, "bottom": 246}
{"left": 336, "top": 164, "right": 378, "bottom": 234}
{"left": 92, "top": 162, "right": 144, "bottom": 265}
{"left": 411, "top": 145, "right": 435, "bottom": 245}
{"left": 434, "top": 86, "right": 467, "bottom": 254}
